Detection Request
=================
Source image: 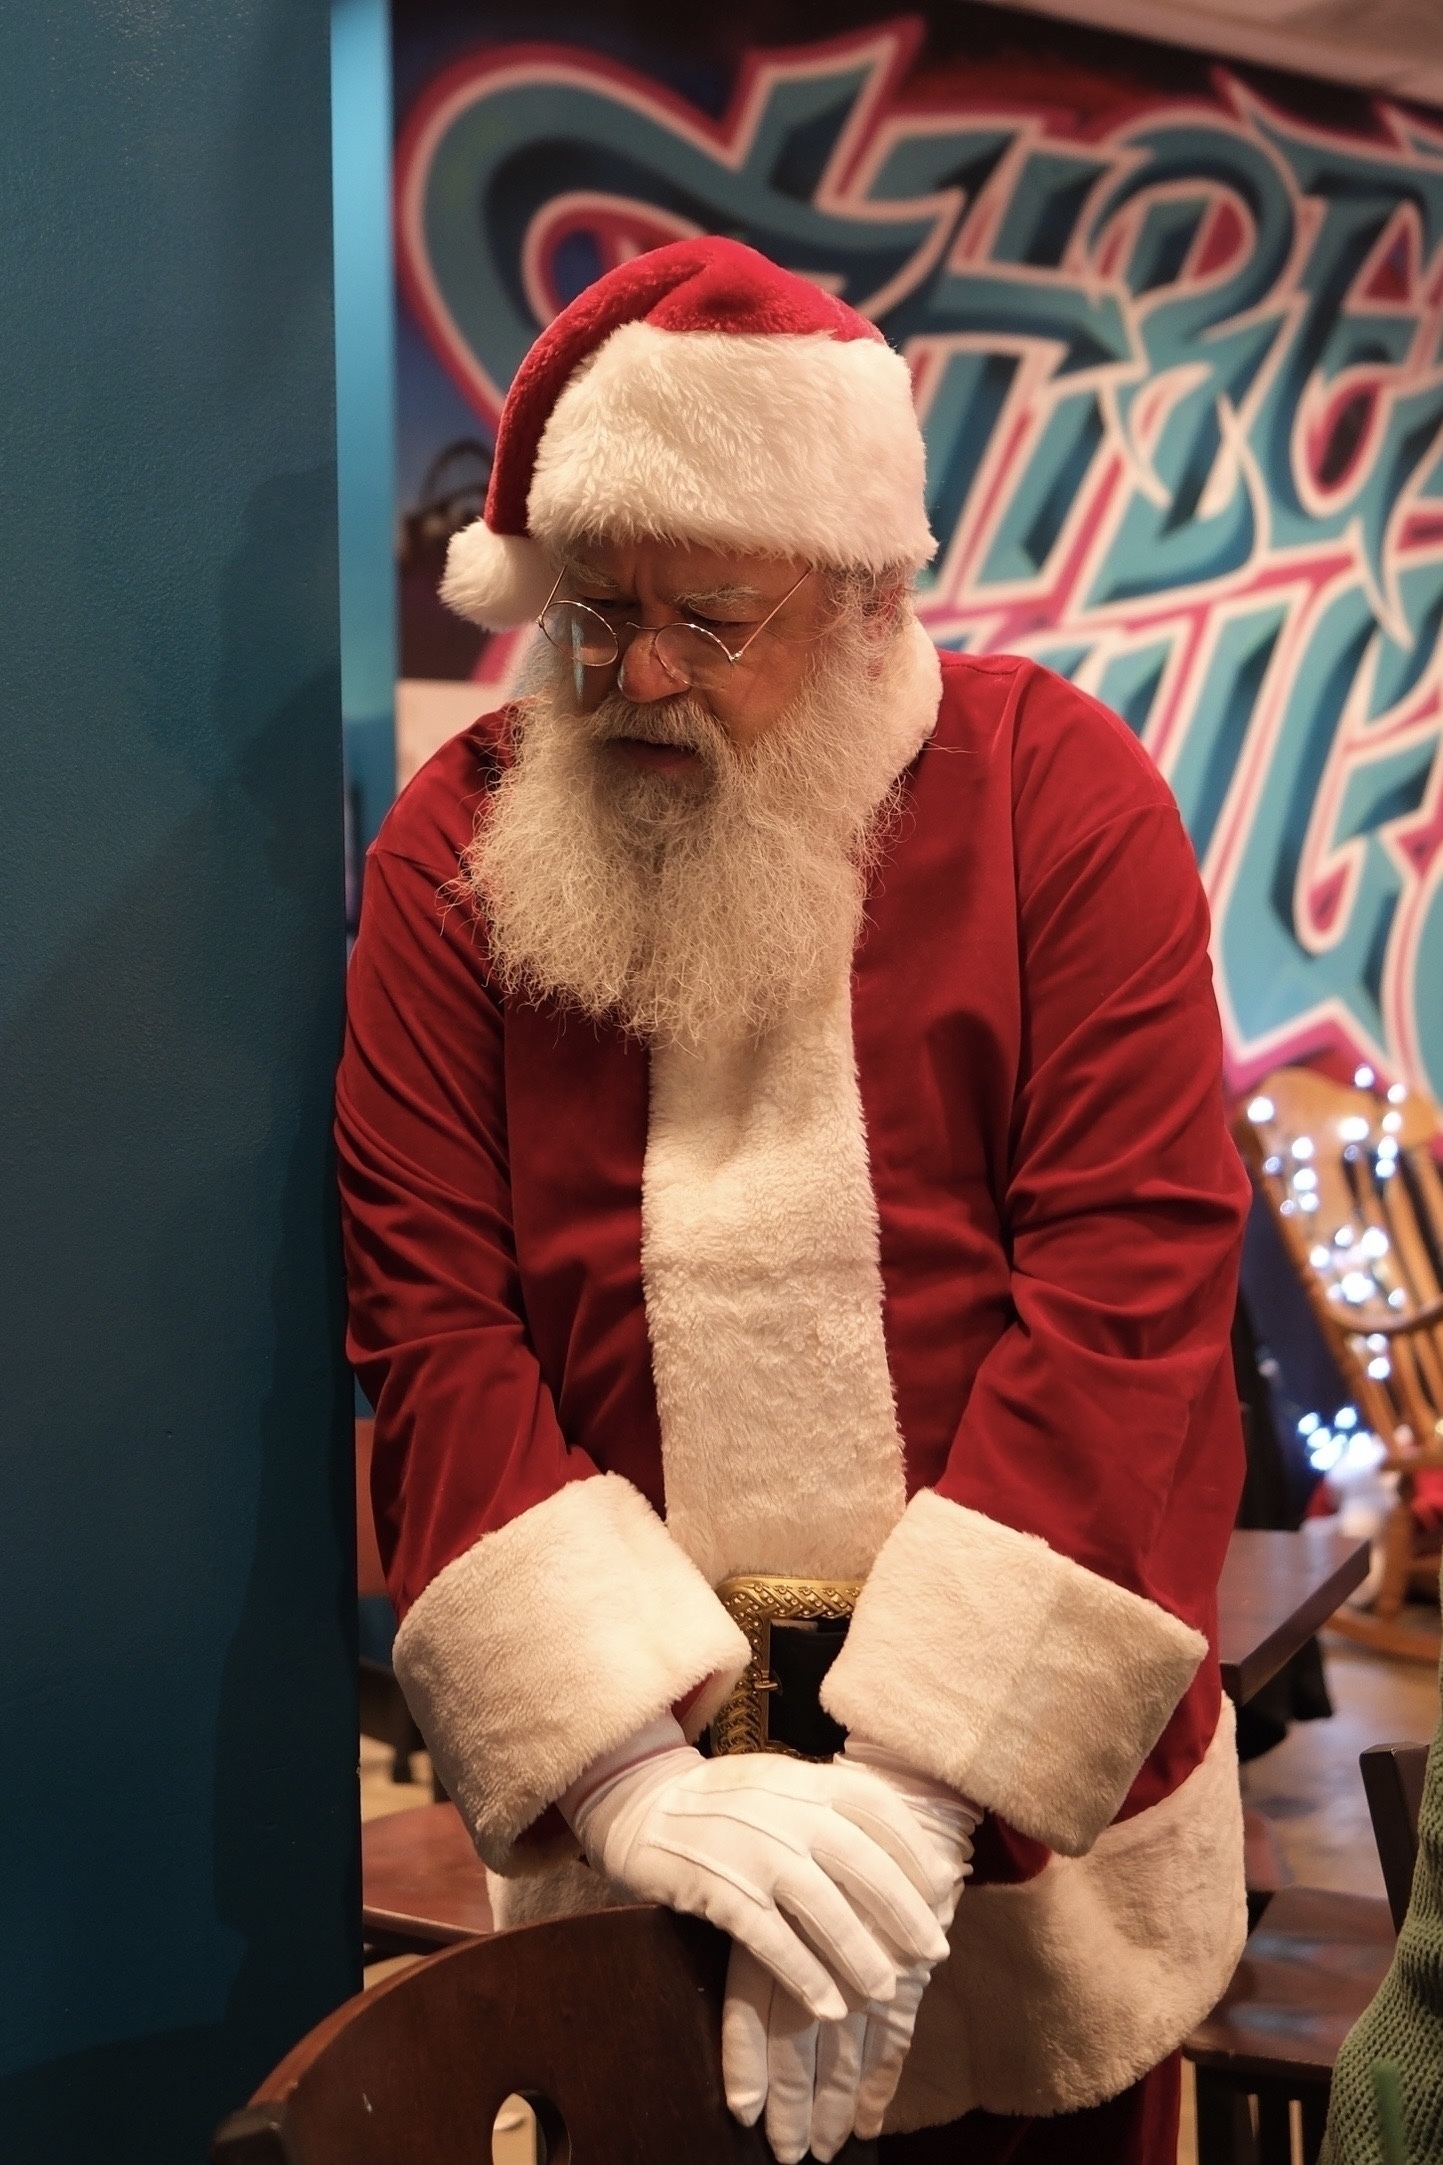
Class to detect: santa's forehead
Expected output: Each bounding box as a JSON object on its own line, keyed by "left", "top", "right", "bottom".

{"left": 560, "top": 535, "right": 799, "bottom": 605}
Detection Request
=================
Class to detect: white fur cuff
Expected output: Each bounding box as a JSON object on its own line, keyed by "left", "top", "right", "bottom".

{"left": 820, "top": 1490, "right": 1207, "bottom": 1856}
{"left": 889, "top": 1700, "right": 1245, "bottom": 2126}
{"left": 393, "top": 1473, "right": 749, "bottom": 1872}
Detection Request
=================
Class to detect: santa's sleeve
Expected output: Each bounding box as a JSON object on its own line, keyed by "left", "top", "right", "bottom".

{"left": 823, "top": 670, "right": 1250, "bottom": 1857}
{"left": 336, "top": 825, "right": 745, "bottom": 1873}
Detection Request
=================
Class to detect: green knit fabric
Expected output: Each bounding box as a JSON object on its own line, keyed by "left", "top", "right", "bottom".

{"left": 1321, "top": 1642, "right": 1443, "bottom": 2165}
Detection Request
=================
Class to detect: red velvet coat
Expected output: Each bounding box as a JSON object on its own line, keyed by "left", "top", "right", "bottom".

{"left": 336, "top": 647, "right": 1251, "bottom": 2126}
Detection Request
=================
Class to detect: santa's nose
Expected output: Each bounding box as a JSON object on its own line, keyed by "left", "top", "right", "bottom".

{"left": 618, "top": 629, "right": 687, "bottom": 703}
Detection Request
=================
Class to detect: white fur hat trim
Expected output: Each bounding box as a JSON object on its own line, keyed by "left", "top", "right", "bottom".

{"left": 441, "top": 322, "right": 935, "bottom": 629}
{"left": 530, "top": 323, "right": 934, "bottom": 571}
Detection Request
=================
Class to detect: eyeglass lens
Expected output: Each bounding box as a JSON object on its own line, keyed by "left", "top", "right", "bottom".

{"left": 540, "top": 601, "right": 733, "bottom": 685}
{"left": 541, "top": 601, "right": 617, "bottom": 668}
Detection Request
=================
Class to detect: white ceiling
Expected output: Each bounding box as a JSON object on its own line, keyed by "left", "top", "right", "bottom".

{"left": 977, "top": 0, "right": 1443, "bottom": 107}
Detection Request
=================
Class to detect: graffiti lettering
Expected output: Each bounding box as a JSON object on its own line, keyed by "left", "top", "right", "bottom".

{"left": 396, "top": 28, "right": 1443, "bottom": 1098}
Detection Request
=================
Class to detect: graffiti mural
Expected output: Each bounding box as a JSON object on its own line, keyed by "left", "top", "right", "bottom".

{"left": 394, "top": 20, "right": 1443, "bottom": 1101}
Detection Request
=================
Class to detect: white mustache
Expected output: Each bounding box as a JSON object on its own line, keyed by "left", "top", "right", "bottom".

{"left": 588, "top": 692, "right": 721, "bottom": 756}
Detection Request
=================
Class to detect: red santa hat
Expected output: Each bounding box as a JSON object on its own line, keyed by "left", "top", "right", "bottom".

{"left": 441, "top": 237, "right": 936, "bottom": 630}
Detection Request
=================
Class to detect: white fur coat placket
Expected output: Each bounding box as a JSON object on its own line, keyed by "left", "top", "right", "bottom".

{"left": 642, "top": 975, "right": 907, "bottom": 1585}
{"left": 640, "top": 621, "right": 941, "bottom": 1584}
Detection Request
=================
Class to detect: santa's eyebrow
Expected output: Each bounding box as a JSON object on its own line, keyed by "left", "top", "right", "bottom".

{"left": 561, "top": 555, "right": 626, "bottom": 593}
{"left": 670, "top": 583, "right": 766, "bottom": 614}
{"left": 558, "top": 560, "right": 768, "bottom": 613}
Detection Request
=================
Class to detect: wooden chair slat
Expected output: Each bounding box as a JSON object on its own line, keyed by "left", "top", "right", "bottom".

{"left": 1409, "top": 1150, "right": 1443, "bottom": 1270}
{"left": 1404, "top": 1314, "right": 1443, "bottom": 1415}
{"left": 1381, "top": 1164, "right": 1441, "bottom": 1312}
{"left": 1388, "top": 1336, "right": 1438, "bottom": 1467}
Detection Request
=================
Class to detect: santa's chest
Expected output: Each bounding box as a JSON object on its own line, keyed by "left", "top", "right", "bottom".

{"left": 497, "top": 939, "right": 1019, "bottom": 1501}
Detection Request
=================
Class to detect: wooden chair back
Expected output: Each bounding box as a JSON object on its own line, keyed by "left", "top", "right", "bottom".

{"left": 1360, "top": 1740, "right": 1430, "bottom": 1932}
{"left": 1234, "top": 1068, "right": 1443, "bottom": 1470}
{"left": 1186, "top": 1695, "right": 1433, "bottom": 2163}
{"left": 212, "top": 1905, "right": 786, "bottom": 2165}
{"left": 1185, "top": 1886, "right": 1396, "bottom": 2164}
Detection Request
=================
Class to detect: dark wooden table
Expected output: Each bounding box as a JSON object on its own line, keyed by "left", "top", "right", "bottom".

{"left": 1220, "top": 1526, "right": 1370, "bottom": 1706}
{"left": 363, "top": 1803, "right": 494, "bottom": 1955}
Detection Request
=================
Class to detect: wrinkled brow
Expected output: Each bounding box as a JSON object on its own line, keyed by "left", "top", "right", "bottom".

{"left": 559, "top": 556, "right": 765, "bottom": 614}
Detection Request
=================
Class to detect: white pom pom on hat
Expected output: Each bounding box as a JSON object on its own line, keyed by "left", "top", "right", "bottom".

{"left": 441, "top": 236, "right": 936, "bottom": 631}
{"left": 439, "top": 525, "right": 558, "bottom": 630}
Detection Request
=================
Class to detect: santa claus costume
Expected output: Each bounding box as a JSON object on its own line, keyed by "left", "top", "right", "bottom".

{"left": 337, "top": 238, "right": 1250, "bottom": 2159}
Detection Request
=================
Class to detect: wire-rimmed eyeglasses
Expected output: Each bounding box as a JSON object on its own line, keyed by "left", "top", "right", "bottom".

{"left": 537, "top": 566, "right": 813, "bottom": 689}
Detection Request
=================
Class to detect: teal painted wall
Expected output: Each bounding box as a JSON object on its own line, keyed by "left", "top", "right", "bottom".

{"left": 333, "top": 0, "right": 399, "bottom": 852}
{"left": 0, "top": 4, "right": 360, "bottom": 2157}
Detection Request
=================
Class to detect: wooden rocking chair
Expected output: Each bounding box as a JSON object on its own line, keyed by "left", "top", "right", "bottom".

{"left": 1235, "top": 1067, "right": 1443, "bottom": 1663}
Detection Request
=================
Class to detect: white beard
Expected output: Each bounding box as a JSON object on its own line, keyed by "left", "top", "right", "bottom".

{"left": 460, "top": 613, "right": 925, "bottom": 1047}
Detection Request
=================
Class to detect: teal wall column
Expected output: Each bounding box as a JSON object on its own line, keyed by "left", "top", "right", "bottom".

{"left": 332, "top": 0, "right": 399, "bottom": 853}
{"left": 0, "top": 5, "right": 359, "bottom": 2159}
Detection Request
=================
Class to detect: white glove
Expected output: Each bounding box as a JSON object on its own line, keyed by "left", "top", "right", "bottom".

{"left": 723, "top": 1740, "right": 979, "bottom": 2160}
{"left": 560, "top": 1716, "right": 950, "bottom": 2022}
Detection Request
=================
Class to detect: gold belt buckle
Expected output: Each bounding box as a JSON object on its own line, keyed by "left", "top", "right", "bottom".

{"left": 711, "top": 1574, "right": 861, "bottom": 1758}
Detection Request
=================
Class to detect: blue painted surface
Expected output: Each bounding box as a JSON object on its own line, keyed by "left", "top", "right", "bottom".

{"left": 0, "top": 3, "right": 359, "bottom": 2155}
{"left": 333, "top": 0, "right": 399, "bottom": 850}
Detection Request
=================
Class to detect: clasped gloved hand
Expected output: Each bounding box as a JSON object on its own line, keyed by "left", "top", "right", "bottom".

{"left": 722, "top": 1739, "right": 980, "bottom": 2162}
{"left": 560, "top": 1715, "right": 950, "bottom": 2023}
